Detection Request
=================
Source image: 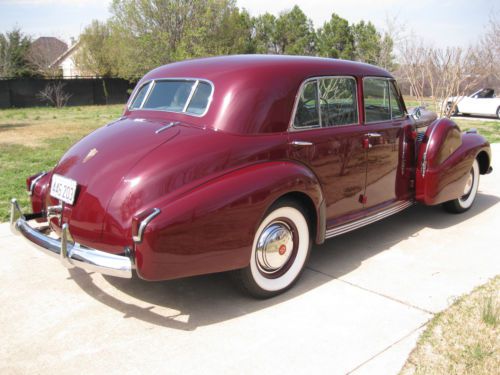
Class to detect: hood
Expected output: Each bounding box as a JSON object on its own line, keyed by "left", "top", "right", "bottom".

{"left": 48, "top": 117, "right": 180, "bottom": 247}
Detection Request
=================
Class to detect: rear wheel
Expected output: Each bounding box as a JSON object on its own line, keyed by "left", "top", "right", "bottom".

{"left": 443, "top": 159, "right": 480, "bottom": 213}
{"left": 234, "top": 200, "right": 311, "bottom": 298}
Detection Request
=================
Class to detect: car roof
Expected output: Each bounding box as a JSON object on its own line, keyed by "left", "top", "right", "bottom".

{"left": 136, "top": 55, "right": 393, "bottom": 134}
{"left": 144, "top": 55, "right": 392, "bottom": 81}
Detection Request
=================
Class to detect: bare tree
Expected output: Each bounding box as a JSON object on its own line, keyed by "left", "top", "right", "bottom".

{"left": 397, "top": 36, "right": 429, "bottom": 105}
{"left": 37, "top": 81, "right": 71, "bottom": 108}
{"left": 396, "top": 32, "right": 487, "bottom": 118}
{"left": 27, "top": 48, "right": 61, "bottom": 78}
{"left": 480, "top": 13, "right": 500, "bottom": 81}
{"left": 426, "top": 46, "right": 486, "bottom": 117}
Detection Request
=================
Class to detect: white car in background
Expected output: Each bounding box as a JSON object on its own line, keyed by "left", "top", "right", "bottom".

{"left": 446, "top": 88, "right": 500, "bottom": 119}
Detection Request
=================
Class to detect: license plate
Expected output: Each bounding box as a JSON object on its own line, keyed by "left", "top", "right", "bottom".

{"left": 50, "top": 174, "right": 77, "bottom": 205}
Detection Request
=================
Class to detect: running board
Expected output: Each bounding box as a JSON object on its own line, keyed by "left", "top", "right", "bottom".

{"left": 325, "top": 200, "right": 414, "bottom": 239}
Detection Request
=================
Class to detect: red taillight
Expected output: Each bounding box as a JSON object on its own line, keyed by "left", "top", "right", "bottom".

{"left": 132, "top": 208, "right": 161, "bottom": 243}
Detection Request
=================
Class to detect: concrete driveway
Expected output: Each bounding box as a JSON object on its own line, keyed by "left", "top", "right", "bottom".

{"left": 1, "top": 145, "right": 499, "bottom": 375}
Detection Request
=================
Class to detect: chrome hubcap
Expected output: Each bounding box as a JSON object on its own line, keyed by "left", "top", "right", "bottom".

{"left": 256, "top": 221, "right": 294, "bottom": 274}
{"left": 462, "top": 169, "right": 474, "bottom": 196}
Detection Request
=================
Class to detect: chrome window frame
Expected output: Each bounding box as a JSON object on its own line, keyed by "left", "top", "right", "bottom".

{"left": 127, "top": 78, "right": 215, "bottom": 118}
{"left": 289, "top": 75, "right": 360, "bottom": 132}
{"left": 362, "top": 76, "right": 407, "bottom": 124}
{"left": 388, "top": 80, "right": 406, "bottom": 120}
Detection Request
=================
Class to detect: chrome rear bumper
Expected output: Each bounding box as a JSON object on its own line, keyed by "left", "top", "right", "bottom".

{"left": 10, "top": 199, "right": 133, "bottom": 278}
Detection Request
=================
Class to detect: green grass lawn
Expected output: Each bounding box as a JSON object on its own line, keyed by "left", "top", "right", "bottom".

{"left": 401, "top": 276, "right": 499, "bottom": 375}
{"left": 0, "top": 105, "right": 123, "bottom": 221}
{"left": 0, "top": 103, "right": 499, "bottom": 222}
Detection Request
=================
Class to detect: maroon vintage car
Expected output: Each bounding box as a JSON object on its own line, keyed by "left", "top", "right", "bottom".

{"left": 11, "top": 55, "right": 492, "bottom": 297}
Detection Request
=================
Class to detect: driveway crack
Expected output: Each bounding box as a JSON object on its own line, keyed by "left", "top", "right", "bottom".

{"left": 345, "top": 321, "right": 429, "bottom": 374}
{"left": 305, "top": 266, "right": 434, "bottom": 315}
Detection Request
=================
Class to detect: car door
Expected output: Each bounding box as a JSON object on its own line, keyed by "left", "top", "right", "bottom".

{"left": 458, "top": 95, "right": 475, "bottom": 114}
{"left": 460, "top": 89, "right": 493, "bottom": 115}
{"left": 288, "top": 76, "right": 367, "bottom": 223}
{"left": 362, "top": 78, "right": 412, "bottom": 209}
{"left": 475, "top": 89, "right": 498, "bottom": 116}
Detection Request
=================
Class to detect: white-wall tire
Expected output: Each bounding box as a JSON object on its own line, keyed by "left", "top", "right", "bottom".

{"left": 443, "top": 159, "right": 480, "bottom": 213}
{"left": 234, "top": 200, "right": 311, "bottom": 298}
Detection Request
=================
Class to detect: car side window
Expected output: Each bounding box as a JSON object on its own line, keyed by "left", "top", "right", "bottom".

{"left": 186, "top": 82, "right": 212, "bottom": 115}
{"left": 363, "top": 78, "right": 391, "bottom": 123}
{"left": 294, "top": 80, "right": 320, "bottom": 128}
{"left": 389, "top": 81, "right": 405, "bottom": 119}
{"left": 319, "top": 77, "right": 358, "bottom": 127}
{"left": 130, "top": 82, "right": 151, "bottom": 109}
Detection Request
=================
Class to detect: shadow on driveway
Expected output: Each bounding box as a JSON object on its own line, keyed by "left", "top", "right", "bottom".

{"left": 68, "top": 192, "right": 499, "bottom": 331}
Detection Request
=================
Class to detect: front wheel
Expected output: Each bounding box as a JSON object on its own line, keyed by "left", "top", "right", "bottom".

{"left": 234, "top": 200, "right": 311, "bottom": 298}
{"left": 496, "top": 107, "right": 500, "bottom": 119}
{"left": 443, "top": 159, "right": 480, "bottom": 213}
{"left": 446, "top": 102, "right": 458, "bottom": 116}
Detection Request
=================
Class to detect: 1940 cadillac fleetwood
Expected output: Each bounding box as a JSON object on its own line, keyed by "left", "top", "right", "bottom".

{"left": 10, "top": 55, "right": 492, "bottom": 297}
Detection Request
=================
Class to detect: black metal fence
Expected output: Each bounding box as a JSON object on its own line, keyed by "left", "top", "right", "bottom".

{"left": 0, "top": 78, "right": 137, "bottom": 109}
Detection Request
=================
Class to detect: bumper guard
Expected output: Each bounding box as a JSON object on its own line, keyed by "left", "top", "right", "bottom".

{"left": 10, "top": 199, "right": 133, "bottom": 278}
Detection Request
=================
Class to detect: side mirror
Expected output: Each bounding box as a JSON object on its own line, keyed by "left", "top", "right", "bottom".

{"left": 410, "top": 106, "right": 423, "bottom": 120}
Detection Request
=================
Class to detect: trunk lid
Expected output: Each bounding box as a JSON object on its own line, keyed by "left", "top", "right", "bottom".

{"left": 47, "top": 117, "right": 180, "bottom": 247}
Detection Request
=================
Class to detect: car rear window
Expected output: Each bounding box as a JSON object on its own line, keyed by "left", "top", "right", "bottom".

{"left": 129, "top": 79, "right": 213, "bottom": 116}
{"left": 294, "top": 81, "right": 320, "bottom": 128}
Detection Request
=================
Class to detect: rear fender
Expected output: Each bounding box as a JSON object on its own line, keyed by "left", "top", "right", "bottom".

{"left": 416, "top": 118, "right": 490, "bottom": 205}
{"left": 134, "top": 161, "right": 324, "bottom": 281}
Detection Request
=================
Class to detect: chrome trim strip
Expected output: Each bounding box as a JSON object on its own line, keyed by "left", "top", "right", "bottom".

{"left": 325, "top": 201, "right": 413, "bottom": 239}
{"left": 155, "top": 121, "right": 179, "bottom": 134}
{"left": 29, "top": 172, "right": 47, "bottom": 196}
{"left": 289, "top": 76, "right": 360, "bottom": 131}
{"left": 183, "top": 80, "right": 199, "bottom": 112}
{"left": 140, "top": 81, "right": 155, "bottom": 108}
{"left": 421, "top": 151, "right": 428, "bottom": 177}
{"left": 317, "top": 80, "right": 323, "bottom": 128}
{"left": 290, "top": 140, "right": 314, "bottom": 146}
{"left": 419, "top": 114, "right": 439, "bottom": 178}
{"left": 401, "top": 131, "right": 406, "bottom": 175}
{"left": 10, "top": 199, "right": 133, "bottom": 278}
{"left": 128, "top": 78, "right": 215, "bottom": 118}
{"left": 133, "top": 208, "right": 161, "bottom": 243}
{"left": 365, "top": 132, "right": 382, "bottom": 138}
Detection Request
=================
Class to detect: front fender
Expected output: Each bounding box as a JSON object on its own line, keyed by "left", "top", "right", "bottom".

{"left": 134, "top": 161, "right": 324, "bottom": 281}
{"left": 416, "top": 118, "right": 490, "bottom": 205}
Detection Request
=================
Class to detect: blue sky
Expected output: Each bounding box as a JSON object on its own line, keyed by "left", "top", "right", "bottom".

{"left": 0, "top": 0, "right": 497, "bottom": 48}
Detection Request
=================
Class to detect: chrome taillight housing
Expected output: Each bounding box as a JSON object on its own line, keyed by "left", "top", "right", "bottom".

{"left": 131, "top": 208, "right": 161, "bottom": 243}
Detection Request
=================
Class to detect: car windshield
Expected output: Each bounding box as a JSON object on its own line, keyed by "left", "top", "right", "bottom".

{"left": 471, "top": 89, "right": 495, "bottom": 99}
{"left": 129, "top": 79, "right": 213, "bottom": 116}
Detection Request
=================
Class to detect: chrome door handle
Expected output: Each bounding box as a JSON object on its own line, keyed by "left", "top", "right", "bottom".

{"left": 290, "top": 140, "right": 313, "bottom": 146}
{"left": 365, "top": 132, "right": 382, "bottom": 138}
